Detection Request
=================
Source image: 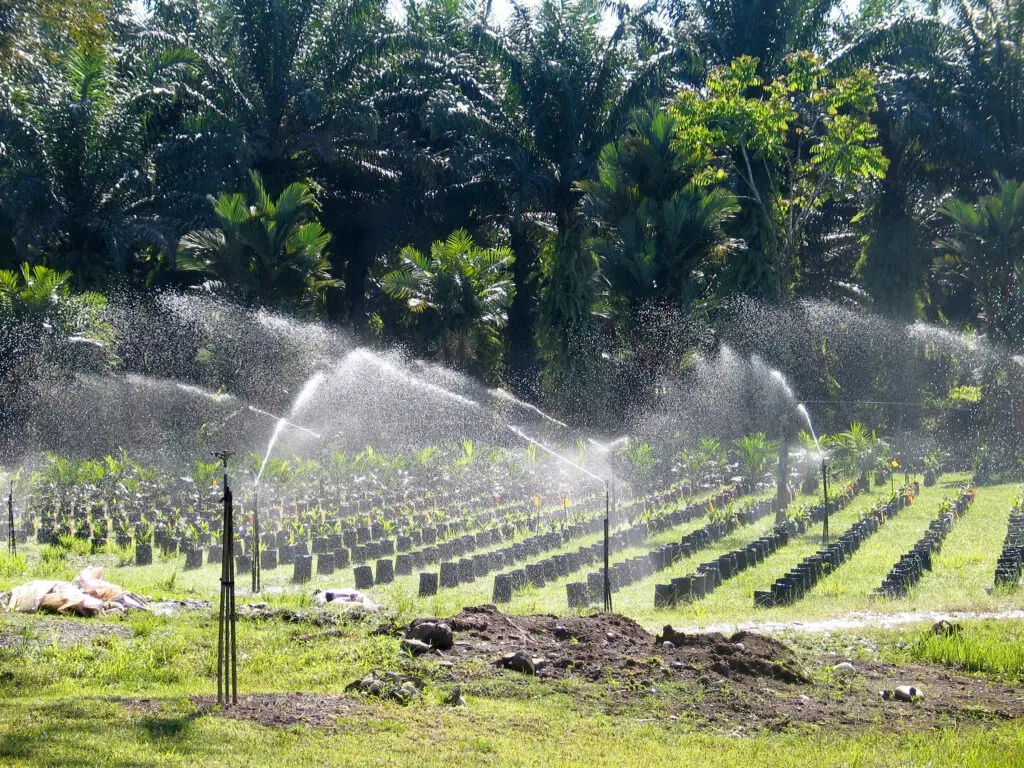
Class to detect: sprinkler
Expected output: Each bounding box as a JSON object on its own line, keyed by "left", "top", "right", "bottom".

{"left": 506, "top": 425, "right": 613, "bottom": 612}
{"left": 214, "top": 450, "right": 238, "bottom": 706}
{"left": 252, "top": 486, "right": 260, "bottom": 593}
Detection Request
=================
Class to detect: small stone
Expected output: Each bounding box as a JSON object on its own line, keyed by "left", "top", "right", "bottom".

{"left": 832, "top": 662, "right": 857, "bottom": 677}
{"left": 662, "top": 641, "right": 676, "bottom": 650}
{"left": 733, "top": 642, "right": 746, "bottom": 652}
{"left": 932, "top": 620, "right": 961, "bottom": 637}
{"left": 407, "top": 620, "right": 455, "bottom": 651}
{"left": 894, "top": 685, "right": 924, "bottom": 702}
{"left": 444, "top": 686, "right": 466, "bottom": 707}
{"left": 606, "top": 632, "right": 617, "bottom": 642}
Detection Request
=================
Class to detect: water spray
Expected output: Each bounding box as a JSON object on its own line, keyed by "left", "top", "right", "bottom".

{"left": 507, "top": 425, "right": 613, "bottom": 611}
{"left": 490, "top": 388, "right": 570, "bottom": 430}
{"left": 247, "top": 405, "right": 323, "bottom": 439}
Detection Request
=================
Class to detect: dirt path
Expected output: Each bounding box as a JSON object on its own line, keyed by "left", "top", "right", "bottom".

{"left": 679, "top": 609, "right": 1024, "bottom": 636}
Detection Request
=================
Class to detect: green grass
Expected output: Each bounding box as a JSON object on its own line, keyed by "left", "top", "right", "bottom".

{"left": 2, "top": 690, "right": 1024, "bottom": 767}
{"left": 907, "top": 620, "right": 1024, "bottom": 679}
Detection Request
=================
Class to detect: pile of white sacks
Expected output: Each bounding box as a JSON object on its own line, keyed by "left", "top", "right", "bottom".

{"left": 4, "top": 567, "right": 147, "bottom": 616}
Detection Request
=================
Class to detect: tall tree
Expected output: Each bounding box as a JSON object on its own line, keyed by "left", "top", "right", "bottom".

{"left": 580, "top": 104, "right": 739, "bottom": 414}
{"left": 0, "top": 41, "right": 198, "bottom": 283}
{"left": 936, "top": 175, "right": 1024, "bottom": 348}
{"left": 488, "top": 0, "right": 681, "bottom": 423}
{"left": 673, "top": 53, "right": 889, "bottom": 302}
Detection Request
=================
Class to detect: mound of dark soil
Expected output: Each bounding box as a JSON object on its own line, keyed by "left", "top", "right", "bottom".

{"left": 441, "top": 604, "right": 808, "bottom": 686}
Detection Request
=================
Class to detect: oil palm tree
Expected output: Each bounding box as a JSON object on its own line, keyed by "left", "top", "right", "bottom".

{"left": 485, "top": 0, "right": 684, "bottom": 421}
{"left": 380, "top": 229, "right": 514, "bottom": 378}
{"left": 936, "top": 175, "right": 1024, "bottom": 346}
{"left": 582, "top": 106, "right": 740, "bottom": 310}
{"left": 733, "top": 432, "right": 778, "bottom": 489}
{"left": 177, "top": 171, "right": 340, "bottom": 312}
{"left": 0, "top": 43, "right": 200, "bottom": 283}
{"left": 831, "top": 421, "right": 886, "bottom": 485}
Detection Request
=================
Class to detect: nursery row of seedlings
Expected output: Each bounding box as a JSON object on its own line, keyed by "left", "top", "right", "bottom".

{"left": 386, "top": 485, "right": 722, "bottom": 596}
{"left": 137, "top": 488, "right": 602, "bottom": 569}
{"left": 184, "top": 484, "right": 712, "bottom": 592}
{"left": 652, "top": 478, "right": 870, "bottom": 609}
{"left": 539, "top": 491, "right": 772, "bottom": 609}
{"left": 460, "top": 487, "right": 742, "bottom": 603}
{"left": 995, "top": 501, "right": 1024, "bottom": 587}
{"left": 752, "top": 482, "right": 922, "bottom": 608}
{"left": 873, "top": 488, "right": 976, "bottom": 598}
{"left": 492, "top": 489, "right": 742, "bottom": 607}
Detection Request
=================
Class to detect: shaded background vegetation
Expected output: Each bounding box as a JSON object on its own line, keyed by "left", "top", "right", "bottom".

{"left": 2, "top": 0, "right": 1024, "bottom": 460}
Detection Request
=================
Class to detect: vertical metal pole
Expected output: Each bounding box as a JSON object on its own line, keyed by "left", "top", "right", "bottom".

{"left": 252, "top": 489, "right": 261, "bottom": 593}
{"left": 603, "top": 482, "right": 612, "bottom": 613}
{"left": 8, "top": 483, "right": 16, "bottom": 556}
{"left": 821, "top": 459, "right": 829, "bottom": 545}
{"left": 215, "top": 451, "right": 237, "bottom": 706}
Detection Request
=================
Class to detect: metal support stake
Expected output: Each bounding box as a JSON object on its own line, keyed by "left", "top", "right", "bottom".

{"left": 821, "top": 459, "right": 829, "bottom": 545}
{"left": 215, "top": 451, "right": 238, "bottom": 706}
{"left": 252, "top": 490, "right": 261, "bottom": 593}
{"left": 603, "top": 482, "right": 612, "bottom": 613}
{"left": 8, "top": 483, "right": 16, "bottom": 557}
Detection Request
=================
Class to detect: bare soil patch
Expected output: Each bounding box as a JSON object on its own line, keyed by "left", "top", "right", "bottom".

{"left": 129, "top": 694, "right": 362, "bottom": 728}
{"left": 0, "top": 615, "right": 131, "bottom": 648}
{"left": 430, "top": 605, "right": 1024, "bottom": 733}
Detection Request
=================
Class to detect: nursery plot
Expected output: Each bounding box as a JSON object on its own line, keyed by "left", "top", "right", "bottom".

{"left": 672, "top": 484, "right": 938, "bottom": 626}
{"left": 790, "top": 477, "right": 975, "bottom": 615}
{"left": 914, "top": 484, "right": 1024, "bottom": 611}
{"left": 492, "top": 491, "right": 777, "bottom": 615}
{"left": 371, "top": 486, "right": 742, "bottom": 617}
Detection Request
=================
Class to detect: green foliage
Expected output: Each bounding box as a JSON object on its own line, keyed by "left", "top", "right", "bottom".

{"left": 0, "top": 264, "right": 114, "bottom": 447}
{"left": 732, "top": 432, "right": 779, "bottom": 486}
{"left": 680, "top": 437, "right": 727, "bottom": 486}
{"left": 830, "top": 422, "right": 888, "bottom": 479}
{"left": 178, "top": 172, "right": 340, "bottom": 312}
{"left": 936, "top": 175, "right": 1024, "bottom": 345}
{"left": 672, "top": 52, "right": 888, "bottom": 300}
{"left": 381, "top": 229, "right": 514, "bottom": 377}
{"left": 582, "top": 105, "right": 740, "bottom": 311}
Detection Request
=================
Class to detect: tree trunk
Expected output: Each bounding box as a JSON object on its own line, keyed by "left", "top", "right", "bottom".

{"left": 505, "top": 213, "right": 539, "bottom": 398}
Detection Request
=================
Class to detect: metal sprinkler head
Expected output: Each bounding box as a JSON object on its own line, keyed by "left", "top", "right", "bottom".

{"left": 213, "top": 450, "right": 234, "bottom": 465}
